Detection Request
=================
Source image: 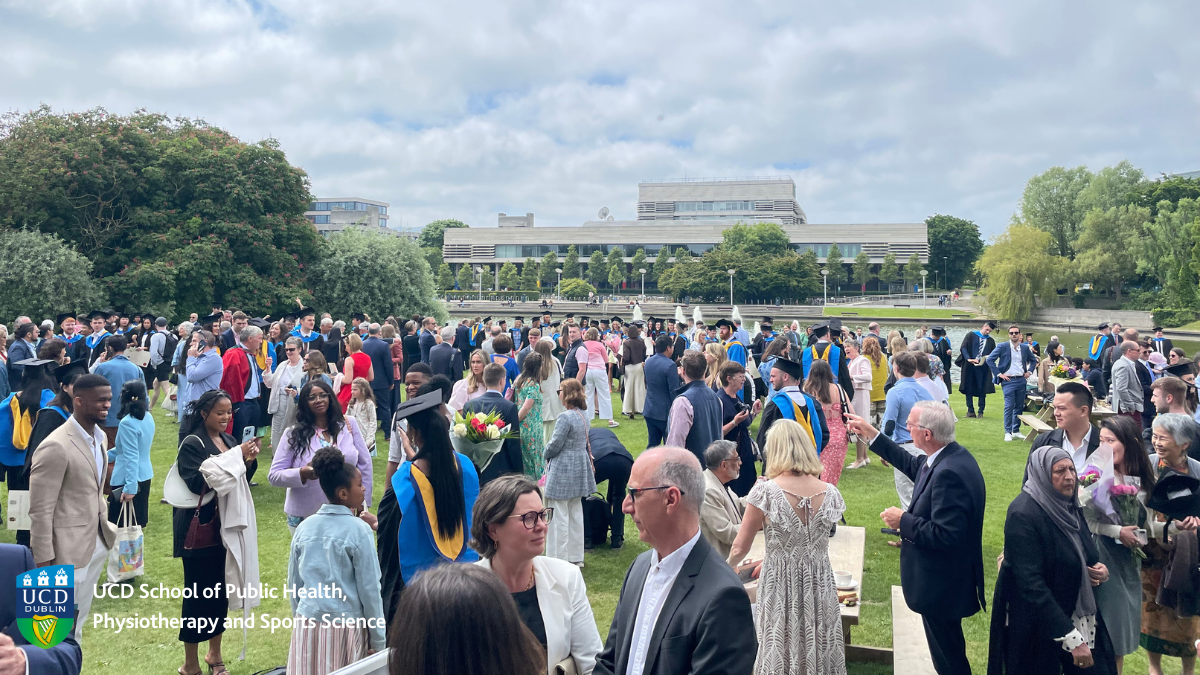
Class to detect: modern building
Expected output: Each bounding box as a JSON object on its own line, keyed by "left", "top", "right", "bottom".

{"left": 637, "top": 176, "right": 806, "bottom": 225}
{"left": 304, "top": 197, "right": 398, "bottom": 238}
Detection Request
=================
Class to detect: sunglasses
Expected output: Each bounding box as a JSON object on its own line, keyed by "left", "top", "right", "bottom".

{"left": 1009, "top": 331, "right": 1021, "bottom": 336}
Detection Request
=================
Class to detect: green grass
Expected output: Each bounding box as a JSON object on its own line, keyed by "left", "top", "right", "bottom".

{"left": 10, "top": 392, "right": 1191, "bottom": 673}
{"left": 823, "top": 307, "right": 972, "bottom": 319}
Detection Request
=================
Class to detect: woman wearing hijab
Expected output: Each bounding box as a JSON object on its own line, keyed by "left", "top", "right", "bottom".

{"left": 988, "top": 446, "right": 1117, "bottom": 674}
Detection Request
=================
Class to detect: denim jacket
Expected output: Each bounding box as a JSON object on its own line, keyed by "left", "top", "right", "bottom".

{"left": 287, "top": 504, "right": 386, "bottom": 650}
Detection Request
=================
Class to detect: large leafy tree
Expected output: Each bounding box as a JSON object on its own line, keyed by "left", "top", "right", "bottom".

{"left": 903, "top": 253, "right": 925, "bottom": 289}
{"left": 852, "top": 251, "right": 873, "bottom": 292}
{"left": 498, "top": 262, "right": 520, "bottom": 290}
{"left": 926, "top": 214, "right": 984, "bottom": 289}
{"left": 0, "top": 229, "right": 106, "bottom": 321}
{"left": 562, "top": 245, "right": 581, "bottom": 279}
{"left": 1131, "top": 176, "right": 1200, "bottom": 215}
{"left": 630, "top": 248, "right": 648, "bottom": 287}
{"left": 539, "top": 252, "right": 559, "bottom": 287}
{"left": 310, "top": 229, "right": 445, "bottom": 322}
{"left": 824, "top": 244, "right": 845, "bottom": 293}
{"left": 657, "top": 248, "right": 819, "bottom": 303}
{"left": 520, "top": 258, "right": 540, "bottom": 292}
{"left": 650, "top": 246, "right": 671, "bottom": 282}
{"left": 587, "top": 250, "right": 607, "bottom": 288}
{"left": 1018, "top": 165, "right": 1093, "bottom": 258}
{"left": 0, "top": 106, "right": 323, "bottom": 317}
{"left": 416, "top": 219, "right": 468, "bottom": 249}
{"left": 456, "top": 264, "right": 474, "bottom": 292}
{"left": 1074, "top": 205, "right": 1148, "bottom": 302}
{"left": 560, "top": 278, "right": 595, "bottom": 298}
{"left": 976, "top": 223, "right": 1066, "bottom": 320}
{"left": 1076, "top": 161, "right": 1145, "bottom": 213}
{"left": 720, "top": 221, "right": 790, "bottom": 256}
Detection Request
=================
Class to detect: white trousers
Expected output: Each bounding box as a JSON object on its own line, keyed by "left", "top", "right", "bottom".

{"left": 622, "top": 363, "right": 646, "bottom": 414}
{"left": 893, "top": 442, "right": 925, "bottom": 511}
{"left": 584, "top": 368, "right": 613, "bottom": 421}
{"left": 545, "top": 497, "right": 584, "bottom": 564}
{"left": 75, "top": 532, "right": 110, "bottom": 640}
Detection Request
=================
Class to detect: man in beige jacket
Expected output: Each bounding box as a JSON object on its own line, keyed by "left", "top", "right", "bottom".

{"left": 29, "top": 374, "right": 117, "bottom": 640}
{"left": 699, "top": 440, "right": 746, "bottom": 560}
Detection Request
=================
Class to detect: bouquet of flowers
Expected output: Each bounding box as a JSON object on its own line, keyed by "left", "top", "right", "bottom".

{"left": 450, "top": 410, "right": 517, "bottom": 473}
{"left": 1078, "top": 444, "right": 1146, "bottom": 558}
{"left": 1110, "top": 481, "right": 1146, "bottom": 559}
{"left": 1050, "top": 362, "right": 1079, "bottom": 379}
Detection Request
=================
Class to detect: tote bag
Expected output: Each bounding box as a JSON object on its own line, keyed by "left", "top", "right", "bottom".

{"left": 106, "top": 501, "right": 144, "bottom": 584}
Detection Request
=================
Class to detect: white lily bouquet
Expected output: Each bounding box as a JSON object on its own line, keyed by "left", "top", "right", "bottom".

{"left": 450, "top": 410, "right": 517, "bottom": 473}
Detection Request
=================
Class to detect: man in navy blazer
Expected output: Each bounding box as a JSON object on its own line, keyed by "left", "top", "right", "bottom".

{"left": 361, "top": 324, "right": 396, "bottom": 441}
{"left": 848, "top": 402, "right": 985, "bottom": 675}
{"left": 642, "top": 336, "right": 682, "bottom": 449}
{"left": 0, "top": 543, "right": 82, "bottom": 675}
{"left": 985, "top": 324, "right": 1038, "bottom": 442}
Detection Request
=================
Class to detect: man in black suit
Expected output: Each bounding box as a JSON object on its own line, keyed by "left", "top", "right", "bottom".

{"left": 460, "top": 363, "right": 523, "bottom": 485}
{"left": 361, "top": 323, "right": 396, "bottom": 441}
{"left": 418, "top": 316, "right": 438, "bottom": 364}
{"left": 220, "top": 310, "right": 247, "bottom": 353}
{"left": 1028, "top": 382, "right": 1100, "bottom": 473}
{"left": 594, "top": 446, "right": 756, "bottom": 675}
{"left": 454, "top": 319, "right": 472, "bottom": 368}
{"left": 848, "top": 401, "right": 986, "bottom": 675}
{"left": 588, "top": 427, "right": 634, "bottom": 549}
{"left": 427, "top": 326, "right": 463, "bottom": 384}
{"left": 0, "top": 543, "right": 82, "bottom": 674}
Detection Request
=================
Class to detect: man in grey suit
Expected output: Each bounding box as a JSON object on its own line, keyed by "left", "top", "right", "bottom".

{"left": 1110, "top": 341, "right": 1144, "bottom": 428}
{"left": 594, "top": 446, "right": 756, "bottom": 675}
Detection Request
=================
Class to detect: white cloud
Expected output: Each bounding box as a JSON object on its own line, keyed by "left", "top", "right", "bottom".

{"left": 1, "top": 0, "right": 1197, "bottom": 234}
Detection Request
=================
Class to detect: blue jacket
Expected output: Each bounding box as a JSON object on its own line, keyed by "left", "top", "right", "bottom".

{"left": 92, "top": 355, "right": 146, "bottom": 428}
{"left": 111, "top": 412, "right": 155, "bottom": 495}
{"left": 6, "top": 339, "right": 35, "bottom": 390}
{"left": 643, "top": 353, "right": 681, "bottom": 422}
{"left": 985, "top": 342, "right": 1037, "bottom": 385}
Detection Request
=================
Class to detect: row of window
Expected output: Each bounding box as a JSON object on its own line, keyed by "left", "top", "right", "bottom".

{"left": 793, "top": 243, "right": 863, "bottom": 257}
{"left": 306, "top": 215, "right": 331, "bottom": 224}
{"left": 492, "top": 244, "right": 718, "bottom": 258}
{"left": 673, "top": 200, "right": 756, "bottom": 212}
{"left": 308, "top": 202, "right": 387, "bottom": 214}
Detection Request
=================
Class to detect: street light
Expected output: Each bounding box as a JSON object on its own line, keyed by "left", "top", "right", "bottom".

{"left": 821, "top": 269, "right": 829, "bottom": 306}
{"left": 943, "top": 256, "right": 948, "bottom": 292}
{"left": 474, "top": 266, "right": 483, "bottom": 301}
{"left": 555, "top": 268, "right": 562, "bottom": 299}
{"left": 639, "top": 268, "right": 647, "bottom": 298}
{"left": 727, "top": 269, "right": 736, "bottom": 304}
{"left": 920, "top": 269, "right": 928, "bottom": 308}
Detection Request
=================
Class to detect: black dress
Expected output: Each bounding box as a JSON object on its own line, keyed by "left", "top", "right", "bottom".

{"left": 401, "top": 334, "right": 421, "bottom": 379}
{"left": 988, "top": 492, "right": 1117, "bottom": 675}
{"left": 716, "top": 388, "right": 756, "bottom": 497}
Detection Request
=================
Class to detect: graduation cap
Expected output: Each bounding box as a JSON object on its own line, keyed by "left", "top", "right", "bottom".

{"left": 296, "top": 307, "right": 316, "bottom": 319}
{"left": 281, "top": 311, "right": 297, "bottom": 322}
{"left": 599, "top": 317, "right": 610, "bottom": 325}
{"left": 931, "top": 325, "right": 947, "bottom": 336}
{"left": 1165, "top": 360, "right": 1196, "bottom": 378}
{"left": 827, "top": 318, "right": 843, "bottom": 333}
{"left": 1154, "top": 326, "right": 1165, "bottom": 333}
{"left": 392, "top": 391, "right": 444, "bottom": 422}
{"left": 761, "top": 317, "right": 774, "bottom": 329}
{"left": 551, "top": 321, "right": 561, "bottom": 328}
{"left": 16, "top": 358, "right": 55, "bottom": 382}
{"left": 565, "top": 313, "right": 574, "bottom": 319}
{"left": 610, "top": 316, "right": 621, "bottom": 323}
{"left": 1024, "top": 332, "right": 1034, "bottom": 338}
{"left": 85, "top": 310, "right": 109, "bottom": 321}
{"left": 715, "top": 318, "right": 735, "bottom": 329}
{"left": 56, "top": 312, "right": 76, "bottom": 325}
{"left": 513, "top": 316, "right": 524, "bottom": 322}
{"left": 482, "top": 316, "right": 492, "bottom": 323}
{"left": 632, "top": 320, "right": 646, "bottom": 328}
{"left": 772, "top": 356, "right": 803, "bottom": 380}
{"left": 198, "top": 312, "right": 222, "bottom": 327}
{"left": 809, "top": 321, "right": 830, "bottom": 338}
{"left": 350, "top": 312, "right": 367, "bottom": 322}
{"left": 1097, "top": 323, "right": 1110, "bottom": 331}
{"left": 541, "top": 311, "right": 553, "bottom": 317}
{"left": 55, "top": 360, "right": 88, "bottom": 386}
{"left": 249, "top": 318, "right": 271, "bottom": 330}
{"left": 1148, "top": 471, "right": 1200, "bottom": 521}
{"left": 499, "top": 319, "right": 508, "bottom": 325}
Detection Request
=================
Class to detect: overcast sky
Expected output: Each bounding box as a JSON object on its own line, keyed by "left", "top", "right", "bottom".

{"left": 2, "top": 0, "right": 1197, "bottom": 235}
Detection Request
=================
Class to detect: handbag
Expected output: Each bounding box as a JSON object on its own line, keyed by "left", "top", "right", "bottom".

{"left": 836, "top": 386, "right": 856, "bottom": 443}
{"left": 184, "top": 482, "right": 221, "bottom": 551}
{"left": 554, "top": 656, "right": 580, "bottom": 675}
{"left": 106, "top": 500, "right": 145, "bottom": 583}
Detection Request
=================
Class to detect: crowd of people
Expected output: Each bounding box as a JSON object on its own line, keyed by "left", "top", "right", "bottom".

{"left": 8, "top": 304, "right": 1200, "bottom": 674}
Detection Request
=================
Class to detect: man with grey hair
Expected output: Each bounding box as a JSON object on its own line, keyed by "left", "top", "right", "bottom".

{"left": 1110, "top": 341, "right": 1144, "bottom": 428}
{"left": 319, "top": 316, "right": 333, "bottom": 340}
{"left": 481, "top": 325, "right": 501, "bottom": 358}
{"left": 595, "top": 446, "right": 756, "bottom": 675}
{"left": 699, "top": 440, "right": 745, "bottom": 559}
{"left": 427, "top": 325, "right": 462, "bottom": 384}
{"left": 847, "top": 401, "right": 985, "bottom": 675}
{"left": 220, "top": 324, "right": 264, "bottom": 439}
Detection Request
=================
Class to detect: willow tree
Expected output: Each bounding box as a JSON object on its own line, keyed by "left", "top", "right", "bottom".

{"left": 976, "top": 223, "right": 1067, "bottom": 321}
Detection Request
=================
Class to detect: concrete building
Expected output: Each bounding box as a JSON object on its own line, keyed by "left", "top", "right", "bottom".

{"left": 637, "top": 176, "right": 806, "bottom": 225}
{"left": 304, "top": 198, "right": 398, "bottom": 238}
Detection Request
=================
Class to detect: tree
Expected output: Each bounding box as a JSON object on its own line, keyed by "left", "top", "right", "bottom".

{"left": 657, "top": 248, "right": 820, "bottom": 304}
{"left": 423, "top": 247, "right": 442, "bottom": 274}
{"left": 673, "top": 246, "right": 693, "bottom": 266}
{"left": 587, "top": 250, "right": 607, "bottom": 288}
{"left": 310, "top": 229, "right": 445, "bottom": 322}
{"left": 720, "top": 222, "right": 790, "bottom": 256}
{"left": 852, "top": 251, "right": 873, "bottom": 292}
{"left": 498, "top": 262, "right": 520, "bottom": 290}
{"left": 1074, "top": 205, "right": 1148, "bottom": 302}
{"left": 456, "top": 264, "right": 474, "bottom": 292}
{"left": 520, "top": 258, "right": 540, "bottom": 292}
{"left": 562, "top": 245, "right": 581, "bottom": 279}
{"left": 1076, "top": 161, "right": 1146, "bottom": 213}
{"left": 903, "top": 253, "right": 925, "bottom": 290}
{"left": 824, "top": 244, "right": 845, "bottom": 293}
{"left": 0, "top": 106, "right": 324, "bottom": 317}
{"left": 630, "top": 248, "right": 648, "bottom": 289}
{"left": 416, "top": 219, "right": 468, "bottom": 249}
{"left": 607, "top": 246, "right": 625, "bottom": 291}
{"left": 436, "top": 262, "right": 455, "bottom": 291}
{"left": 650, "top": 246, "right": 671, "bottom": 282}
{"left": 926, "top": 214, "right": 984, "bottom": 289}
{"left": 559, "top": 278, "right": 595, "bottom": 298}
{"left": 1141, "top": 198, "right": 1200, "bottom": 307}
{"left": 1018, "top": 165, "right": 1093, "bottom": 258}
{"left": 0, "top": 229, "right": 106, "bottom": 321}
{"left": 480, "top": 265, "right": 495, "bottom": 291}
{"left": 976, "top": 223, "right": 1066, "bottom": 321}
{"left": 539, "top": 252, "right": 559, "bottom": 287}
{"left": 878, "top": 252, "right": 899, "bottom": 289}
{"left": 1131, "top": 176, "right": 1200, "bottom": 215}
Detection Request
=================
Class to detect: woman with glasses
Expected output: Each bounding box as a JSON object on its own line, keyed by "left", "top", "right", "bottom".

{"left": 472, "top": 474, "right": 603, "bottom": 675}
{"left": 265, "top": 336, "right": 305, "bottom": 452}
{"left": 542, "top": 378, "right": 596, "bottom": 565}
{"left": 268, "top": 379, "right": 372, "bottom": 533}
{"left": 716, "top": 361, "right": 761, "bottom": 497}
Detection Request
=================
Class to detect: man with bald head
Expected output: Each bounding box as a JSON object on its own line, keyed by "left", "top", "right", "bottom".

{"left": 594, "top": 446, "right": 756, "bottom": 675}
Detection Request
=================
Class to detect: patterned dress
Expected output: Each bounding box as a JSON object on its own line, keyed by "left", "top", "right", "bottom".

{"left": 820, "top": 400, "right": 848, "bottom": 486}
{"left": 515, "top": 382, "right": 545, "bottom": 479}
{"left": 748, "top": 480, "right": 847, "bottom": 675}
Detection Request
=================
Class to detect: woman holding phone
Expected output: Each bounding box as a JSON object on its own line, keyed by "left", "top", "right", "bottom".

{"left": 265, "top": 336, "right": 305, "bottom": 453}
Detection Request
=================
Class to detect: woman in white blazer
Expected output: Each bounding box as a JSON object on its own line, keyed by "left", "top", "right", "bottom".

{"left": 472, "top": 474, "right": 602, "bottom": 675}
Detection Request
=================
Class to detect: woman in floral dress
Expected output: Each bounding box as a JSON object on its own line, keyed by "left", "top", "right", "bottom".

{"left": 513, "top": 353, "right": 546, "bottom": 480}
{"left": 803, "top": 359, "right": 849, "bottom": 485}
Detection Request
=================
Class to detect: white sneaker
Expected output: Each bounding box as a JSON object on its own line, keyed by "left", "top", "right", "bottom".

{"left": 1004, "top": 433, "right": 1012, "bottom": 442}
{"left": 1012, "top": 431, "right": 1025, "bottom": 440}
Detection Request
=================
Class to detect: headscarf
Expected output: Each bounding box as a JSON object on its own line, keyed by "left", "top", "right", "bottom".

{"left": 1023, "top": 446, "right": 1096, "bottom": 635}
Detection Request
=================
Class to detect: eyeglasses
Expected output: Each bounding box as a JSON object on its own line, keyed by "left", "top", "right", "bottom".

{"left": 307, "top": 393, "right": 329, "bottom": 402}
{"left": 508, "top": 508, "right": 554, "bottom": 529}
{"left": 627, "top": 485, "right": 683, "bottom": 501}
{"left": 905, "top": 422, "right": 930, "bottom": 432}
{"left": 1009, "top": 331, "right": 1021, "bottom": 336}
{"left": 285, "top": 347, "right": 298, "bottom": 353}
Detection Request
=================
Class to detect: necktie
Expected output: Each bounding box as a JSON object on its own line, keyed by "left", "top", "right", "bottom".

{"left": 913, "top": 463, "right": 931, "bottom": 508}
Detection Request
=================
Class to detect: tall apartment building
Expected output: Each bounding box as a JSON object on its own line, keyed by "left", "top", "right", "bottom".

{"left": 636, "top": 177, "right": 806, "bottom": 225}
{"left": 304, "top": 198, "right": 396, "bottom": 238}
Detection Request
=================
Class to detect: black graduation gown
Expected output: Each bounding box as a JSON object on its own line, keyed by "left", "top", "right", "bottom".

{"left": 957, "top": 332, "right": 996, "bottom": 396}
{"left": 754, "top": 396, "right": 830, "bottom": 454}
{"left": 84, "top": 332, "right": 112, "bottom": 366}
{"left": 376, "top": 484, "right": 403, "bottom": 623}
{"left": 929, "top": 336, "right": 953, "bottom": 392}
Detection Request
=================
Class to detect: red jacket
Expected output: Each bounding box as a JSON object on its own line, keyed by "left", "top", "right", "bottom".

{"left": 220, "top": 347, "right": 254, "bottom": 404}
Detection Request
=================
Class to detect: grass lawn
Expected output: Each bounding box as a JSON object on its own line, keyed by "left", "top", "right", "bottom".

{"left": 823, "top": 307, "right": 972, "bottom": 319}
{"left": 11, "top": 390, "right": 1190, "bottom": 673}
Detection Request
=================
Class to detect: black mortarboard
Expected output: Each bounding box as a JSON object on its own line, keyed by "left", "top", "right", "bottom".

{"left": 984, "top": 321, "right": 997, "bottom": 330}
{"left": 1097, "top": 323, "right": 1109, "bottom": 331}
{"left": 55, "top": 360, "right": 88, "bottom": 386}
{"left": 513, "top": 316, "right": 524, "bottom": 321}
{"left": 392, "top": 391, "right": 443, "bottom": 422}
{"left": 541, "top": 311, "right": 552, "bottom": 317}
{"left": 931, "top": 326, "right": 947, "bottom": 336}
{"left": 633, "top": 320, "right": 646, "bottom": 328}
{"left": 199, "top": 312, "right": 222, "bottom": 326}
{"left": 761, "top": 317, "right": 774, "bottom": 328}
{"left": 56, "top": 312, "right": 76, "bottom": 325}
{"left": 565, "top": 313, "right": 574, "bottom": 319}
{"left": 828, "top": 318, "right": 843, "bottom": 333}
{"left": 351, "top": 313, "right": 367, "bottom": 322}
{"left": 715, "top": 319, "right": 735, "bottom": 329}
{"left": 810, "top": 322, "right": 830, "bottom": 338}
{"left": 249, "top": 318, "right": 271, "bottom": 330}
{"left": 296, "top": 307, "right": 316, "bottom": 319}
{"left": 282, "top": 311, "right": 297, "bottom": 322}
{"left": 85, "top": 310, "right": 109, "bottom": 321}
{"left": 551, "top": 321, "right": 561, "bottom": 328}
{"left": 772, "top": 356, "right": 803, "bottom": 380}
{"left": 482, "top": 316, "right": 492, "bottom": 323}
{"left": 610, "top": 316, "right": 621, "bottom": 323}
{"left": 15, "top": 358, "right": 53, "bottom": 368}
{"left": 599, "top": 317, "right": 609, "bottom": 324}
{"left": 1148, "top": 472, "right": 1200, "bottom": 521}
{"left": 1154, "top": 326, "right": 1164, "bottom": 332}
{"left": 1165, "top": 361, "right": 1196, "bottom": 378}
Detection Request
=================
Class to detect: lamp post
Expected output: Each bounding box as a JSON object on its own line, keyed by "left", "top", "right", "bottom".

{"left": 943, "top": 256, "right": 948, "bottom": 292}
{"left": 821, "top": 269, "right": 829, "bottom": 306}
{"left": 639, "top": 268, "right": 647, "bottom": 299}
{"left": 555, "top": 268, "right": 562, "bottom": 299}
{"left": 727, "top": 269, "right": 736, "bottom": 304}
{"left": 474, "top": 266, "right": 483, "bottom": 301}
{"left": 920, "top": 269, "right": 928, "bottom": 308}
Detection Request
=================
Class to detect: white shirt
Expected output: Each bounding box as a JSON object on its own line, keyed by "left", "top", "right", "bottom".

{"left": 626, "top": 529, "right": 702, "bottom": 675}
{"left": 925, "top": 445, "right": 948, "bottom": 468}
{"left": 70, "top": 415, "right": 106, "bottom": 488}
{"left": 1004, "top": 342, "right": 1024, "bottom": 377}
{"left": 1062, "top": 427, "right": 1093, "bottom": 472}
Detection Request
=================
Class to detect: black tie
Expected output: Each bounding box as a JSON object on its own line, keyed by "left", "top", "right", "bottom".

{"left": 914, "top": 463, "right": 931, "bottom": 500}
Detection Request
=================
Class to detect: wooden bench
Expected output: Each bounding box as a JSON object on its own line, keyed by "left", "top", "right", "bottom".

{"left": 951, "top": 313, "right": 972, "bottom": 318}
{"left": 1019, "top": 414, "right": 1053, "bottom": 434}
{"left": 837, "top": 311, "right": 859, "bottom": 316}
{"left": 894, "top": 304, "right": 910, "bottom": 308}
{"left": 892, "top": 586, "right": 936, "bottom": 673}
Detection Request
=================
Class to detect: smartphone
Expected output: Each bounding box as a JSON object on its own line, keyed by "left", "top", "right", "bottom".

{"left": 197, "top": 338, "right": 208, "bottom": 351}
{"left": 255, "top": 426, "right": 269, "bottom": 438}
{"left": 881, "top": 528, "right": 900, "bottom": 536}
{"left": 242, "top": 426, "right": 256, "bottom": 444}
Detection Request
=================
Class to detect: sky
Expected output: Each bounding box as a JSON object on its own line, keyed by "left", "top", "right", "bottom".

{"left": 2, "top": 0, "right": 1198, "bottom": 236}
